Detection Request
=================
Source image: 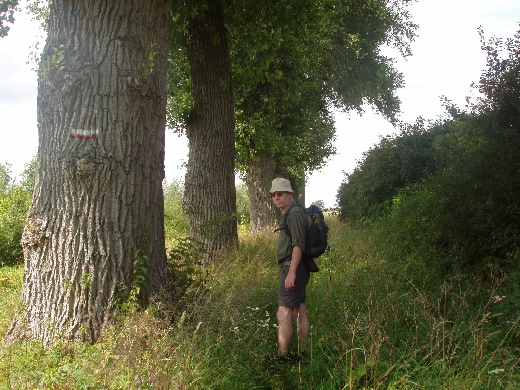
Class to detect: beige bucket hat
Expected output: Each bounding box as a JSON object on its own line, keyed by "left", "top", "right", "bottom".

{"left": 269, "top": 177, "right": 294, "bottom": 194}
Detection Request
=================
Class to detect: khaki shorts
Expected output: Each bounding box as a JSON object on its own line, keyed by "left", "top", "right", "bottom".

{"left": 278, "top": 261, "right": 310, "bottom": 308}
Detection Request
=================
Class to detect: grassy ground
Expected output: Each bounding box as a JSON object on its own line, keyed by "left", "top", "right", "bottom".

{"left": 0, "top": 217, "right": 518, "bottom": 389}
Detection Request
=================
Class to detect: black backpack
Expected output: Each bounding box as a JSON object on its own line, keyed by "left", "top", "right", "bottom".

{"left": 282, "top": 204, "right": 329, "bottom": 272}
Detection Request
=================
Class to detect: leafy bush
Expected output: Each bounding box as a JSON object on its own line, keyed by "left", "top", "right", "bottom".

{"left": 365, "top": 113, "right": 520, "bottom": 277}
{"left": 235, "top": 181, "right": 250, "bottom": 227}
{"left": 428, "top": 117, "right": 519, "bottom": 271}
{"left": 0, "top": 163, "right": 10, "bottom": 196}
{"left": 0, "top": 159, "right": 35, "bottom": 267}
{"left": 0, "top": 188, "right": 30, "bottom": 266}
{"left": 0, "top": 265, "right": 23, "bottom": 336}
{"left": 337, "top": 28, "right": 520, "bottom": 275}
{"left": 163, "top": 179, "right": 190, "bottom": 249}
{"left": 337, "top": 120, "right": 451, "bottom": 222}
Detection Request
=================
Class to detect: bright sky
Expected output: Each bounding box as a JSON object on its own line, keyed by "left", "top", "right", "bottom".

{"left": 1, "top": 0, "right": 519, "bottom": 208}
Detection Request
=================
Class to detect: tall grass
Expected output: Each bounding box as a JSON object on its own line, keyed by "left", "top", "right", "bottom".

{"left": 1, "top": 217, "right": 518, "bottom": 389}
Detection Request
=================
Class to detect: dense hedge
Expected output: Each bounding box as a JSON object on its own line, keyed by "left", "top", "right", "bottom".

{"left": 337, "top": 28, "right": 520, "bottom": 275}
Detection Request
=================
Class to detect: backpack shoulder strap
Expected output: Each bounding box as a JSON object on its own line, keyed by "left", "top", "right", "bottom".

{"left": 282, "top": 203, "right": 305, "bottom": 238}
{"left": 273, "top": 203, "right": 300, "bottom": 234}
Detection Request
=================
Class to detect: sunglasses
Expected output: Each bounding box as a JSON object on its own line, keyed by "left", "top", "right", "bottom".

{"left": 271, "top": 192, "right": 286, "bottom": 198}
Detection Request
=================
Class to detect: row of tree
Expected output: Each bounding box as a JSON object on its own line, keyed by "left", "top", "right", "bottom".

{"left": 337, "top": 27, "right": 520, "bottom": 274}
{"left": 1, "top": 0, "right": 416, "bottom": 344}
{"left": 169, "top": 0, "right": 417, "bottom": 244}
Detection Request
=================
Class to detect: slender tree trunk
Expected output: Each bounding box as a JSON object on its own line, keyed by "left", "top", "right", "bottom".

{"left": 183, "top": 0, "right": 237, "bottom": 257}
{"left": 6, "top": 0, "right": 172, "bottom": 345}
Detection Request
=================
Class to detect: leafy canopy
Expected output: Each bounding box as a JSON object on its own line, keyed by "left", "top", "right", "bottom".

{"left": 167, "top": 0, "right": 417, "bottom": 178}
{"left": 0, "top": 0, "right": 19, "bottom": 38}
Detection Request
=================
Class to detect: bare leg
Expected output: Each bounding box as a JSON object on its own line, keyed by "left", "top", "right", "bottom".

{"left": 277, "top": 306, "right": 293, "bottom": 356}
{"left": 296, "top": 303, "right": 309, "bottom": 349}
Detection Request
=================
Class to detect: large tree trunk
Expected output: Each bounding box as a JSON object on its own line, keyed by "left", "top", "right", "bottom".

{"left": 6, "top": 0, "right": 172, "bottom": 345}
{"left": 183, "top": 0, "right": 237, "bottom": 257}
{"left": 244, "top": 152, "right": 280, "bottom": 231}
{"left": 245, "top": 151, "right": 306, "bottom": 231}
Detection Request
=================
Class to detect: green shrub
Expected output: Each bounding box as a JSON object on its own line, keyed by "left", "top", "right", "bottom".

{"left": 163, "top": 179, "right": 190, "bottom": 249}
{"left": 374, "top": 114, "right": 520, "bottom": 276}
{"left": 235, "top": 181, "right": 250, "bottom": 228}
{"left": 0, "top": 188, "right": 30, "bottom": 266}
{"left": 337, "top": 120, "right": 452, "bottom": 223}
{"left": 338, "top": 28, "right": 520, "bottom": 277}
{"left": 0, "top": 266, "right": 23, "bottom": 336}
{"left": 0, "top": 159, "right": 35, "bottom": 267}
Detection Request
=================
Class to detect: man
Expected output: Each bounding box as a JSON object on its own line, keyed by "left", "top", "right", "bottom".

{"left": 270, "top": 177, "right": 310, "bottom": 359}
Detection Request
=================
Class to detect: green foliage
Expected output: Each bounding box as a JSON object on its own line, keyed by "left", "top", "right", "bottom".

{"left": 0, "top": 0, "right": 18, "bottom": 38}
{"left": 26, "top": 0, "right": 50, "bottom": 29}
{"left": 115, "top": 249, "right": 151, "bottom": 313}
{"left": 17, "top": 157, "right": 36, "bottom": 192}
{"left": 338, "top": 120, "right": 450, "bottom": 222}
{"left": 235, "top": 181, "right": 250, "bottom": 227}
{"left": 168, "top": 0, "right": 417, "bottom": 181}
{"left": 337, "top": 28, "right": 520, "bottom": 274}
{"left": 476, "top": 27, "right": 520, "bottom": 127}
{"left": 140, "top": 42, "right": 159, "bottom": 79}
{"left": 130, "top": 249, "right": 149, "bottom": 305}
{"left": 50, "top": 46, "right": 66, "bottom": 72}
{"left": 163, "top": 179, "right": 190, "bottom": 249}
{"left": 230, "top": 0, "right": 415, "bottom": 179}
{"left": 0, "top": 162, "right": 11, "bottom": 195}
{"left": 166, "top": 38, "right": 191, "bottom": 132}
{"left": 0, "top": 159, "right": 35, "bottom": 266}
{"left": 423, "top": 118, "right": 519, "bottom": 271}
{"left": 168, "top": 236, "right": 207, "bottom": 290}
{"left": 0, "top": 265, "right": 22, "bottom": 336}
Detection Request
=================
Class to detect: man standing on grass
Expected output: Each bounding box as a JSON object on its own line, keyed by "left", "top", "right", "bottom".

{"left": 270, "top": 177, "right": 310, "bottom": 359}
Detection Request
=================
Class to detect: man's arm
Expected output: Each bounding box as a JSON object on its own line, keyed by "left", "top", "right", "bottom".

{"left": 284, "top": 244, "right": 303, "bottom": 291}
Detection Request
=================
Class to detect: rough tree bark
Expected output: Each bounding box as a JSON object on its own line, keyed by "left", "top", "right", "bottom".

{"left": 245, "top": 151, "right": 305, "bottom": 231}
{"left": 244, "top": 152, "right": 280, "bottom": 231}
{"left": 6, "top": 0, "right": 172, "bottom": 344}
{"left": 183, "top": 0, "right": 238, "bottom": 257}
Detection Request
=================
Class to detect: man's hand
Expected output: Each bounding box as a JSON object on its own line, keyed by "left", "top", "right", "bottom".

{"left": 285, "top": 271, "right": 296, "bottom": 291}
{"left": 285, "top": 245, "right": 303, "bottom": 291}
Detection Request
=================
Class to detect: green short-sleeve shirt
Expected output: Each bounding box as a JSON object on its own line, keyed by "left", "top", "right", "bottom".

{"left": 276, "top": 202, "right": 307, "bottom": 263}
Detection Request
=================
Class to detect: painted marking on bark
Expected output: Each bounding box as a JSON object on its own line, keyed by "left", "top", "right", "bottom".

{"left": 69, "top": 129, "right": 99, "bottom": 140}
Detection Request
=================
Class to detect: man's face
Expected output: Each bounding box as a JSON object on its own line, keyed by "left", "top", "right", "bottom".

{"left": 271, "top": 191, "right": 293, "bottom": 212}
